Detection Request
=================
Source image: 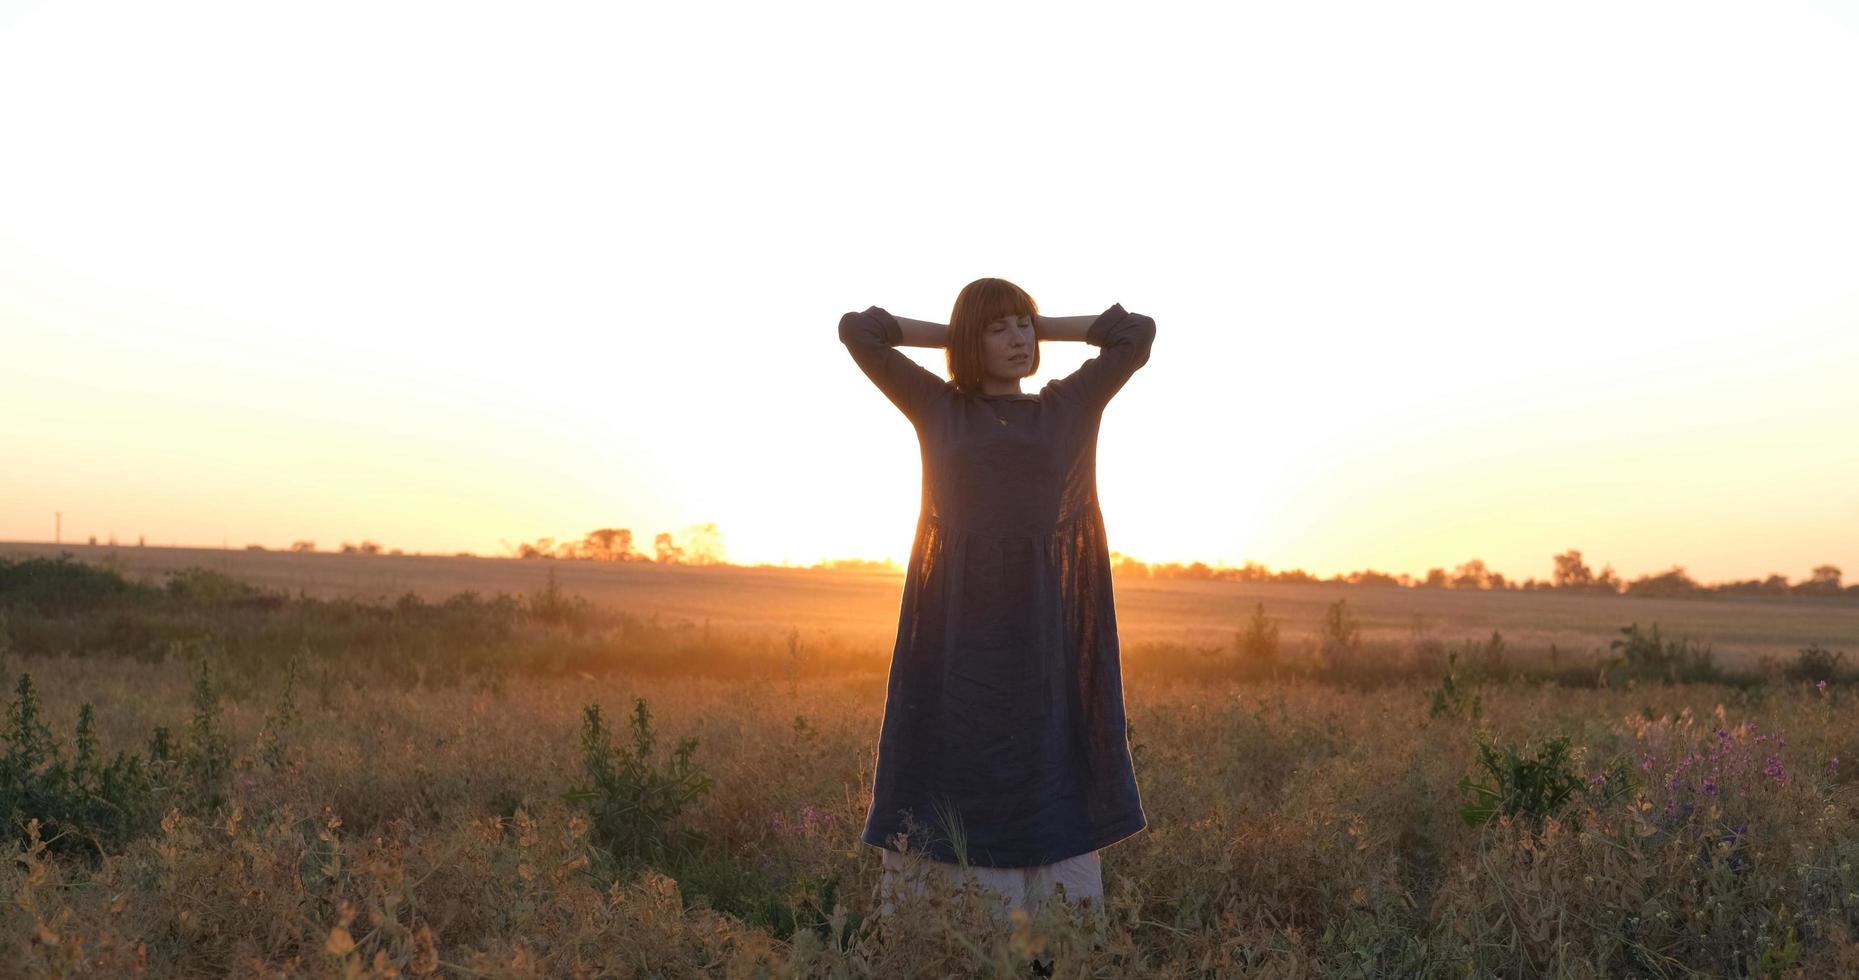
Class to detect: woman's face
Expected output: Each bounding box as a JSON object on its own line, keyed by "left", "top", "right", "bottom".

{"left": 981, "top": 312, "right": 1036, "bottom": 382}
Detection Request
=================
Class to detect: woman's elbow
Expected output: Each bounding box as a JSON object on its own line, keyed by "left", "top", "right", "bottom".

{"left": 1127, "top": 314, "right": 1157, "bottom": 360}
{"left": 838, "top": 310, "right": 874, "bottom": 346}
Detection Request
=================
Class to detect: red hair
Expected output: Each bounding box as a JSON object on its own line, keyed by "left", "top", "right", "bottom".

{"left": 946, "top": 278, "right": 1041, "bottom": 394}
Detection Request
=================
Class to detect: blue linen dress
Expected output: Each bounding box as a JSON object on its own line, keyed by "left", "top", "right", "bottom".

{"left": 838, "top": 301, "right": 1155, "bottom": 868}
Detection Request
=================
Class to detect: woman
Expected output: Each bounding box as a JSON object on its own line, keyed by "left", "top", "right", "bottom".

{"left": 837, "top": 277, "right": 1157, "bottom": 931}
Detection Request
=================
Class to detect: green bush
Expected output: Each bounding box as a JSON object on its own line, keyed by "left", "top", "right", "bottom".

{"left": 1236, "top": 602, "right": 1281, "bottom": 667}
{"left": 1319, "top": 598, "right": 1361, "bottom": 670}
{"left": 562, "top": 698, "right": 712, "bottom": 871}
{"left": 257, "top": 651, "right": 305, "bottom": 770}
{"left": 1608, "top": 622, "right": 1723, "bottom": 685}
{"left": 1786, "top": 644, "right": 1845, "bottom": 684}
{"left": 1457, "top": 731, "right": 1632, "bottom": 835}
{"left": 181, "top": 653, "right": 234, "bottom": 814}
{"left": 0, "top": 674, "right": 171, "bottom": 862}
{"left": 0, "top": 554, "right": 153, "bottom": 615}
{"left": 1427, "top": 650, "right": 1481, "bottom": 720}
{"left": 163, "top": 566, "right": 281, "bottom": 608}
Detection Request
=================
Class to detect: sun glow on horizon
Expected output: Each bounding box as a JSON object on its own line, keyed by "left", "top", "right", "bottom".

{"left": 3, "top": 0, "right": 1857, "bottom": 586}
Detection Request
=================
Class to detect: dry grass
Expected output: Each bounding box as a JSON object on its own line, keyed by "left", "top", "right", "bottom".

{"left": 2, "top": 551, "right": 1857, "bottom": 977}
{"left": 3, "top": 648, "right": 1857, "bottom": 977}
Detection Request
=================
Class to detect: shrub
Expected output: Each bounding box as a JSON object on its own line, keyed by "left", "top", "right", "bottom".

{"left": 164, "top": 566, "right": 284, "bottom": 609}
{"left": 1319, "top": 599, "right": 1361, "bottom": 671}
{"left": 1786, "top": 645, "right": 1845, "bottom": 684}
{"left": 562, "top": 698, "right": 712, "bottom": 871}
{"left": 527, "top": 567, "right": 592, "bottom": 629}
{"left": 1458, "top": 731, "right": 1632, "bottom": 835}
{"left": 1236, "top": 602, "right": 1281, "bottom": 668}
{"left": 1608, "top": 622, "right": 1723, "bottom": 685}
{"left": 257, "top": 650, "right": 305, "bottom": 770}
{"left": 0, "top": 554, "right": 151, "bottom": 615}
{"left": 1427, "top": 650, "right": 1481, "bottom": 721}
{"left": 1468, "top": 629, "right": 1506, "bottom": 677}
{"left": 181, "top": 652, "right": 233, "bottom": 814}
{"left": 0, "top": 674, "right": 169, "bottom": 862}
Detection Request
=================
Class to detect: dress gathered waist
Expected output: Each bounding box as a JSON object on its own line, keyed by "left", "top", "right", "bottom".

{"left": 921, "top": 508, "right": 1095, "bottom": 539}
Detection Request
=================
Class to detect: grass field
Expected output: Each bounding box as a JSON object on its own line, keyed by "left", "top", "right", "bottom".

{"left": 1, "top": 546, "right": 1856, "bottom": 977}
{"left": 5, "top": 542, "right": 1856, "bottom": 667}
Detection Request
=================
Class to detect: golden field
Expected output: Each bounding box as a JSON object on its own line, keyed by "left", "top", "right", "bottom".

{"left": 0, "top": 544, "right": 1856, "bottom": 978}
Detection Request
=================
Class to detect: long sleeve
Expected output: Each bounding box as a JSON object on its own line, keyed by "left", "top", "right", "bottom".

{"left": 839, "top": 305, "right": 950, "bottom": 425}
{"left": 1050, "top": 303, "right": 1156, "bottom": 413}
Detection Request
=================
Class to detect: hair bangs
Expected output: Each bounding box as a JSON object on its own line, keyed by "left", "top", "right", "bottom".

{"left": 945, "top": 278, "right": 1041, "bottom": 394}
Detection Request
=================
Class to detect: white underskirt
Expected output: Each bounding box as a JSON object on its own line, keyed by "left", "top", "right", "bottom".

{"left": 877, "top": 847, "right": 1103, "bottom": 919}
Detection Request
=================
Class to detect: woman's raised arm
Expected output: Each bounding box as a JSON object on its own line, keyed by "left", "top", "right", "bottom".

{"left": 1032, "top": 313, "right": 1100, "bottom": 342}
{"left": 838, "top": 305, "right": 952, "bottom": 424}
{"left": 890, "top": 314, "right": 950, "bottom": 347}
{"left": 1046, "top": 303, "right": 1156, "bottom": 413}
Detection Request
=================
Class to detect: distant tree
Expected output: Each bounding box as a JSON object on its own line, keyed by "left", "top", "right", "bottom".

{"left": 1422, "top": 568, "right": 1448, "bottom": 589}
{"left": 1109, "top": 552, "right": 1152, "bottom": 579}
{"left": 245, "top": 544, "right": 265, "bottom": 551}
{"left": 1792, "top": 565, "right": 1843, "bottom": 596}
{"left": 1761, "top": 573, "right": 1790, "bottom": 595}
{"left": 653, "top": 532, "right": 684, "bottom": 564}
{"left": 1594, "top": 565, "right": 1623, "bottom": 593}
{"left": 581, "top": 528, "right": 640, "bottom": 562}
{"left": 1451, "top": 559, "right": 1493, "bottom": 590}
{"left": 1346, "top": 569, "right": 1400, "bottom": 587}
{"left": 289, "top": 540, "right": 315, "bottom": 553}
{"left": 679, "top": 523, "right": 727, "bottom": 566}
{"left": 1625, "top": 566, "right": 1701, "bottom": 597}
{"left": 1552, "top": 550, "right": 1594, "bottom": 589}
{"left": 813, "top": 557, "right": 900, "bottom": 572}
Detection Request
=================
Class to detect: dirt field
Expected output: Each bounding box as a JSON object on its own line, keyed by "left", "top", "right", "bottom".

{"left": 7, "top": 541, "right": 1853, "bottom": 666}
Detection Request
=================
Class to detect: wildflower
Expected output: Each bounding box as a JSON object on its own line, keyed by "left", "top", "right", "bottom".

{"left": 1817, "top": 680, "right": 1828, "bottom": 695}
{"left": 1764, "top": 754, "right": 1785, "bottom": 783}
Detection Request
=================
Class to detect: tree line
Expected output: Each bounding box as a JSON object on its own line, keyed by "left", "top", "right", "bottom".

{"left": 250, "top": 524, "right": 728, "bottom": 565}
{"left": 1108, "top": 549, "right": 1854, "bottom": 598}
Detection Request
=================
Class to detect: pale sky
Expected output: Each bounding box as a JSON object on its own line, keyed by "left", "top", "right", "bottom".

{"left": 3, "top": 0, "right": 1857, "bottom": 584}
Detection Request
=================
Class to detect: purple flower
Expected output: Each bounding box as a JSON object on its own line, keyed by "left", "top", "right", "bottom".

{"left": 1764, "top": 754, "right": 1785, "bottom": 782}
{"left": 1817, "top": 680, "right": 1828, "bottom": 694}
